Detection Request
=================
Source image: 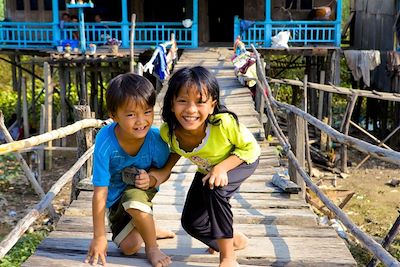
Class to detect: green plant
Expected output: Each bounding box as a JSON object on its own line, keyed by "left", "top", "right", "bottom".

{"left": 0, "top": 154, "right": 22, "bottom": 182}
{"left": 0, "top": 230, "right": 47, "bottom": 267}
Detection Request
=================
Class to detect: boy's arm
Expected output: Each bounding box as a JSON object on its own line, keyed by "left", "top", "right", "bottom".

{"left": 85, "top": 186, "right": 108, "bottom": 265}
{"left": 149, "top": 153, "right": 181, "bottom": 188}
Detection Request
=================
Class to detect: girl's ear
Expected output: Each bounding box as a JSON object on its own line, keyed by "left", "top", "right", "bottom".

{"left": 210, "top": 100, "right": 217, "bottom": 114}
{"left": 109, "top": 112, "right": 116, "bottom": 120}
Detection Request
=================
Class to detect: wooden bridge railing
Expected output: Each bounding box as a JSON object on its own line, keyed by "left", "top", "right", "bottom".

{"left": 250, "top": 45, "right": 400, "bottom": 267}
{"left": 0, "top": 111, "right": 109, "bottom": 259}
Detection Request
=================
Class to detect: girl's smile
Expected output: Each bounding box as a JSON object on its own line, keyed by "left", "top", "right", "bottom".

{"left": 172, "top": 86, "right": 216, "bottom": 133}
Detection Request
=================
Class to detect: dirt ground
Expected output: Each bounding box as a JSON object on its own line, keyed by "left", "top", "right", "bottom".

{"left": 0, "top": 147, "right": 399, "bottom": 264}
{"left": 0, "top": 150, "right": 77, "bottom": 239}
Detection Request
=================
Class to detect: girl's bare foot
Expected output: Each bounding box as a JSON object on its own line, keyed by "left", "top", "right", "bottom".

{"left": 219, "top": 258, "right": 239, "bottom": 267}
{"left": 155, "top": 227, "right": 176, "bottom": 239}
{"left": 146, "top": 246, "right": 172, "bottom": 267}
{"left": 207, "top": 232, "right": 249, "bottom": 254}
{"left": 233, "top": 232, "right": 248, "bottom": 250}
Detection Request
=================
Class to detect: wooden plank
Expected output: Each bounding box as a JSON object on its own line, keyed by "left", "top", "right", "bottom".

{"left": 29, "top": 231, "right": 356, "bottom": 266}
{"left": 55, "top": 216, "right": 338, "bottom": 239}
{"left": 65, "top": 205, "right": 317, "bottom": 225}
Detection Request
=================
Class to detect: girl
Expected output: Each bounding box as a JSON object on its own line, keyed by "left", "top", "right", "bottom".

{"left": 151, "top": 66, "right": 261, "bottom": 267}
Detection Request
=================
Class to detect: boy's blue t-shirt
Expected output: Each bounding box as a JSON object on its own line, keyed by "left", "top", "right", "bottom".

{"left": 92, "top": 122, "right": 170, "bottom": 208}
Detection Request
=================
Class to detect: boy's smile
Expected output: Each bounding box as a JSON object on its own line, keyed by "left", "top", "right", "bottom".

{"left": 111, "top": 99, "right": 154, "bottom": 142}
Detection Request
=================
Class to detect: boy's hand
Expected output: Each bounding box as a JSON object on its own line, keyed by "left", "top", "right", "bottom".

{"left": 202, "top": 165, "right": 229, "bottom": 190}
{"left": 135, "top": 169, "right": 151, "bottom": 190}
{"left": 85, "top": 236, "right": 107, "bottom": 266}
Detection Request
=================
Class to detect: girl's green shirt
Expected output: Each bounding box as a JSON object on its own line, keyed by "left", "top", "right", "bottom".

{"left": 160, "top": 113, "right": 261, "bottom": 174}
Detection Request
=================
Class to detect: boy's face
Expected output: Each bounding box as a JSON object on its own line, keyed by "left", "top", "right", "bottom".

{"left": 110, "top": 99, "right": 154, "bottom": 140}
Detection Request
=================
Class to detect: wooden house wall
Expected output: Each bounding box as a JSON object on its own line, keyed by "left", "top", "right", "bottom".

{"left": 352, "top": 0, "right": 396, "bottom": 91}
{"left": 6, "top": 0, "right": 67, "bottom": 22}
{"left": 271, "top": 0, "right": 335, "bottom": 20}
{"left": 244, "top": 0, "right": 265, "bottom": 20}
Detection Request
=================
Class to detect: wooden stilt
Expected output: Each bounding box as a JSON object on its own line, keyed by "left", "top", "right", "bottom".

{"left": 71, "top": 105, "right": 94, "bottom": 201}
{"left": 44, "top": 62, "right": 53, "bottom": 170}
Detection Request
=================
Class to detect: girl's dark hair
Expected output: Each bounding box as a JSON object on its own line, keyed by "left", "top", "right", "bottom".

{"left": 162, "top": 66, "right": 238, "bottom": 140}
{"left": 106, "top": 73, "right": 156, "bottom": 115}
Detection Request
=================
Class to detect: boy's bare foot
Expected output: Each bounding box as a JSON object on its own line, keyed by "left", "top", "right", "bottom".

{"left": 156, "top": 227, "right": 176, "bottom": 239}
{"left": 219, "top": 258, "right": 239, "bottom": 267}
{"left": 146, "top": 246, "right": 172, "bottom": 267}
{"left": 206, "top": 232, "right": 249, "bottom": 254}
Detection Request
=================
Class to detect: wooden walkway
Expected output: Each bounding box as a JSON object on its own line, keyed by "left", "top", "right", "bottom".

{"left": 23, "top": 48, "right": 356, "bottom": 266}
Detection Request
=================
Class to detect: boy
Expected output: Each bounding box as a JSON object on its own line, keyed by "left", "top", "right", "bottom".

{"left": 85, "top": 73, "right": 173, "bottom": 267}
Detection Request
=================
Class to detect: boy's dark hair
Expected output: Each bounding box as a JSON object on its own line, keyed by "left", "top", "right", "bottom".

{"left": 106, "top": 73, "right": 156, "bottom": 115}
{"left": 162, "top": 66, "right": 238, "bottom": 140}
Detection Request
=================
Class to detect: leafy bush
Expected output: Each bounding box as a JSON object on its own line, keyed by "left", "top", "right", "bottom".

{"left": 0, "top": 230, "right": 47, "bottom": 267}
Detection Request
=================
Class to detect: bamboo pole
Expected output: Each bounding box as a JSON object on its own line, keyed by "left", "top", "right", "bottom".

{"left": 0, "top": 111, "right": 56, "bottom": 218}
{"left": 355, "top": 123, "right": 400, "bottom": 169}
{"left": 0, "top": 145, "right": 94, "bottom": 259}
{"left": 0, "top": 119, "right": 108, "bottom": 155}
{"left": 268, "top": 77, "right": 400, "bottom": 102}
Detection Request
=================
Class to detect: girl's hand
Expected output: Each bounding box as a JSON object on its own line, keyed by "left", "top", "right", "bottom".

{"left": 202, "top": 165, "right": 229, "bottom": 189}
{"left": 85, "top": 236, "right": 107, "bottom": 266}
{"left": 135, "top": 169, "right": 150, "bottom": 190}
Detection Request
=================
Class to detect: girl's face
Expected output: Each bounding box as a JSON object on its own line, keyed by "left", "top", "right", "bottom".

{"left": 172, "top": 85, "right": 216, "bottom": 133}
{"left": 110, "top": 98, "right": 154, "bottom": 141}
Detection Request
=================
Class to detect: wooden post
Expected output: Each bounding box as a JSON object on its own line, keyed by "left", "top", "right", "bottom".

{"left": 21, "top": 77, "right": 29, "bottom": 139}
{"left": 317, "top": 70, "right": 326, "bottom": 121}
{"left": 340, "top": 95, "right": 358, "bottom": 173}
{"left": 43, "top": 62, "right": 53, "bottom": 170}
{"left": 71, "top": 105, "right": 94, "bottom": 201}
{"left": 130, "top": 13, "right": 136, "bottom": 73}
{"left": 303, "top": 75, "right": 313, "bottom": 176}
{"left": 31, "top": 63, "right": 36, "bottom": 130}
{"left": 59, "top": 64, "right": 67, "bottom": 147}
{"left": 288, "top": 112, "right": 305, "bottom": 198}
{"left": 39, "top": 105, "right": 45, "bottom": 171}
{"left": 80, "top": 64, "right": 88, "bottom": 105}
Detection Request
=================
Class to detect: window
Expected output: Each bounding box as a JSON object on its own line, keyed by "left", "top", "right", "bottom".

{"left": 44, "top": 0, "right": 52, "bottom": 10}
{"left": 59, "top": 0, "right": 66, "bottom": 10}
{"left": 300, "top": 0, "right": 312, "bottom": 9}
{"left": 285, "top": 0, "right": 313, "bottom": 10}
{"left": 30, "top": 0, "right": 39, "bottom": 10}
{"left": 17, "top": 0, "right": 25, "bottom": 10}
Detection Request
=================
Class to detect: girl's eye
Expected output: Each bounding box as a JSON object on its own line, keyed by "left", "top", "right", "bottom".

{"left": 177, "top": 99, "right": 186, "bottom": 103}
{"left": 145, "top": 110, "right": 153, "bottom": 115}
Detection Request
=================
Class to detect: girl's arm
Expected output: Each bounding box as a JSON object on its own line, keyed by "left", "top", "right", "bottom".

{"left": 85, "top": 186, "right": 108, "bottom": 265}
{"left": 202, "top": 155, "right": 244, "bottom": 189}
{"left": 149, "top": 153, "right": 181, "bottom": 187}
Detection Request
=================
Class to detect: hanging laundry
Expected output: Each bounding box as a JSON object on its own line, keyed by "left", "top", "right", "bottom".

{"left": 240, "top": 19, "right": 255, "bottom": 33}
{"left": 387, "top": 51, "right": 400, "bottom": 74}
{"left": 143, "top": 44, "right": 169, "bottom": 81}
{"left": 344, "top": 50, "right": 381, "bottom": 87}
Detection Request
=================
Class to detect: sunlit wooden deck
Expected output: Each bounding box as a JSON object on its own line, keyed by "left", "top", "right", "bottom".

{"left": 23, "top": 48, "right": 356, "bottom": 267}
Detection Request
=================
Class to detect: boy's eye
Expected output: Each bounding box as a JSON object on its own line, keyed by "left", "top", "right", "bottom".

{"left": 145, "top": 110, "right": 153, "bottom": 115}
{"left": 127, "top": 113, "right": 136, "bottom": 117}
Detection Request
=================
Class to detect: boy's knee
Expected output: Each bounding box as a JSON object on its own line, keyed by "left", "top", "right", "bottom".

{"left": 120, "top": 241, "right": 141, "bottom": 255}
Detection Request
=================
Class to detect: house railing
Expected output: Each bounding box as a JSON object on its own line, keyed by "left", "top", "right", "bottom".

{"left": 0, "top": 21, "right": 194, "bottom": 50}
{"left": 234, "top": 16, "right": 341, "bottom": 47}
